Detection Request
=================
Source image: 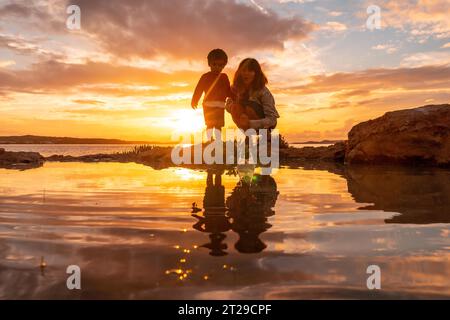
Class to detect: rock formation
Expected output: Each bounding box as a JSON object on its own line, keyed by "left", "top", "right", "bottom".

{"left": 0, "top": 149, "right": 44, "bottom": 169}
{"left": 346, "top": 104, "right": 450, "bottom": 166}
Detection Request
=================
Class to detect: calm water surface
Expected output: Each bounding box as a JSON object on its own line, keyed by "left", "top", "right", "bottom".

{"left": 0, "top": 144, "right": 148, "bottom": 157}
{"left": 0, "top": 162, "right": 448, "bottom": 299}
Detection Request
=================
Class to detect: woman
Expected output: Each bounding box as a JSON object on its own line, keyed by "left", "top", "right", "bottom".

{"left": 226, "top": 58, "right": 280, "bottom": 130}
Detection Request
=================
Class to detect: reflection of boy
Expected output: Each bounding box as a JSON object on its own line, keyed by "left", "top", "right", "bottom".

{"left": 203, "top": 170, "right": 226, "bottom": 213}
{"left": 191, "top": 170, "right": 230, "bottom": 256}
{"left": 191, "top": 49, "right": 232, "bottom": 140}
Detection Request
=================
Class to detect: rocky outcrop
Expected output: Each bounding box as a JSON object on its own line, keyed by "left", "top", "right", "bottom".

{"left": 346, "top": 104, "right": 450, "bottom": 166}
{"left": 0, "top": 149, "right": 44, "bottom": 169}
{"left": 42, "top": 142, "right": 346, "bottom": 170}
{"left": 280, "top": 141, "right": 346, "bottom": 162}
{"left": 46, "top": 153, "right": 120, "bottom": 162}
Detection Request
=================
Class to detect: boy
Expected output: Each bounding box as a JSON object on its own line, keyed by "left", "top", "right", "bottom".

{"left": 191, "top": 49, "right": 232, "bottom": 140}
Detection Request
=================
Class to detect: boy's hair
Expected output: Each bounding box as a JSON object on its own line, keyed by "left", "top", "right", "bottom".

{"left": 207, "top": 48, "right": 228, "bottom": 64}
{"left": 233, "top": 58, "right": 268, "bottom": 93}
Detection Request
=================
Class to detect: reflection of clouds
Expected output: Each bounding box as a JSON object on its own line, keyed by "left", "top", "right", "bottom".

{"left": 173, "top": 168, "right": 205, "bottom": 181}
{"left": 270, "top": 237, "right": 315, "bottom": 254}
{"left": 0, "top": 164, "right": 449, "bottom": 298}
{"left": 309, "top": 225, "right": 448, "bottom": 255}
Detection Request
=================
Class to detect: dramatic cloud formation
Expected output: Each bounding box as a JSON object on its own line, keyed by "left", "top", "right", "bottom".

{"left": 285, "top": 64, "right": 450, "bottom": 94}
{"left": 68, "top": 0, "right": 315, "bottom": 60}
{"left": 0, "top": 1, "right": 65, "bottom": 33}
{"left": 380, "top": 0, "right": 450, "bottom": 40}
{"left": 0, "top": 60, "right": 198, "bottom": 95}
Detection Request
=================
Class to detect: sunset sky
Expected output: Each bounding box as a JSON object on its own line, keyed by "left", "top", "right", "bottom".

{"left": 0, "top": 0, "right": 449, "bottom": 142}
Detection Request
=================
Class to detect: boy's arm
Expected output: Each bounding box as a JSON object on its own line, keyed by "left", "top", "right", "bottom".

{"left": 191, "top": 75, "right": 205, "bottom": 109}
{"left": 224, "top": 76, "right": 236, "bottom": 113}
{"left": 224, "top": 74, "right": 233, "bottom": 98}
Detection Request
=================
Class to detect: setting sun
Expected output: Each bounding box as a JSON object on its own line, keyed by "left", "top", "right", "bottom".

{"left": 170, "top": 109, "right": 206, "bottom": 134}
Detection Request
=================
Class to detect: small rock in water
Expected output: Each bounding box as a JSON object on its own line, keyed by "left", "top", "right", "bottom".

{"left": 40, "top": 256, "right": 47, "bottom": 269}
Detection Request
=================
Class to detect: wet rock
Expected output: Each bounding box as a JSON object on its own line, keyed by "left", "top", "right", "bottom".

{"left": 46, "top": 154, "right": 76, "bottom": 162}
{"left": 346, "top": 104, "right": 450, "bottom": 166}
{"left": 280, "top": 141, "right": 346, "bottom": 162}
{"left": 0, "top": 150, "right": 44, "bottom": 169}
{"left": 46, "top": 154, "right": 123, "bottom": 162}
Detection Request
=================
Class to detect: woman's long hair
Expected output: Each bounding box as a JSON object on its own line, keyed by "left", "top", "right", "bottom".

{"left": 232, "top": 58, "right": 268, "bottom": 95}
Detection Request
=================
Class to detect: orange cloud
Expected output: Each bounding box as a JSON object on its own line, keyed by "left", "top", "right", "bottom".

{"left": 0, "top": 60, "right": 199, "bottom": 95}
{"left": 68, "top": 0, "right": 314, "bottom": 60}
{"left": 72, "top": 99, "right": 105, "bottom": 105}
{"left": 283, "top": 64, "right": 450, "bottom": 94}
{"left": 381, "top": 0, "right": 450, "bottom": 39}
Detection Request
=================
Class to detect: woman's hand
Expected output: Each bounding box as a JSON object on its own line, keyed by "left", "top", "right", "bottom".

{"left": 230, "top": 103, "right": 239, "bottom": 115}
{"left": 225, "top": 98, "right": 233, "bottom": 112}
{"left": 239, "top": 114, "right": 250, "bottom": 130}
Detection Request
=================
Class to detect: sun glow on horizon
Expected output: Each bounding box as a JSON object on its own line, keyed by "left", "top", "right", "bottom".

{"left": 169, "top": 109, "right": 206, "bottom": 134}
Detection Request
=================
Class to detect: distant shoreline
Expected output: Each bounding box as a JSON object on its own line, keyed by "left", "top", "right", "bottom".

{"left": 0, "top": 135, "right": 170, "bottom": 145}
{"left": 0, "top": 135, "right": 341, "bottom": 145}
{"left": 0, "top": 142, "right": 175, "bottom": 145}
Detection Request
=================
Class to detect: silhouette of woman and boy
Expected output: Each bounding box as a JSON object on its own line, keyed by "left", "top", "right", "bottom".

{"left": 191, "top": 49, "right": 280, "bottom": 138}
{"left": 190, "top": 49, "right": 280, "bottom": 255}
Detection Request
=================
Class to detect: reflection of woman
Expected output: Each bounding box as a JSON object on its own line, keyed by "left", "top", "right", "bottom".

{"left": 226, "top": 174, "right": 279, "bottom": 254}
{"left": 226, "top": 58, "right": 280, "bottom": 131}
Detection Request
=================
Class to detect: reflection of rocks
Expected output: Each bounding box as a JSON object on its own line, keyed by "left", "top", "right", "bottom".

{"left": 345, "top": 165, "right": 450, "bottom": 224}
{"left": 0, "top": 149, "right": 44, "bottom": 169}
{"left": 346, "top": 104, "right": 450, "bottom": 166}
{"left": 286, "top": 159, "right": 347, "bottom": 177}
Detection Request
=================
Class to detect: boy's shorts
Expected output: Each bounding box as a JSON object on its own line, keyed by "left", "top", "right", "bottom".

{"left": 203, "top": 106, "right": 224, "bottom": 128}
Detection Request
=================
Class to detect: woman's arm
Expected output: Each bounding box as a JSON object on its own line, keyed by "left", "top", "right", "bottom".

{"left": 249, "top": 88, "right": 280, "bottom": 129}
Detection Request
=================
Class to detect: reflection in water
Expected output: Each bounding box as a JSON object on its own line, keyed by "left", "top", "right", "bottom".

{"left": 297, "top": 161, "right": 450, "bottom": 224}
{"left": 192, "top": 169, "right": 230, "bottom": 256}
{"left": 0, "top": 162, "right": 449, "bottom": 299}
{"left": 345, "top": 165, "right": 450, "bottom": 224}
{"left": 227, "top": 174, "right": 278, "bottom": 254}
{"left": 192, "top": 168, "right": 279, "bottom": 255}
